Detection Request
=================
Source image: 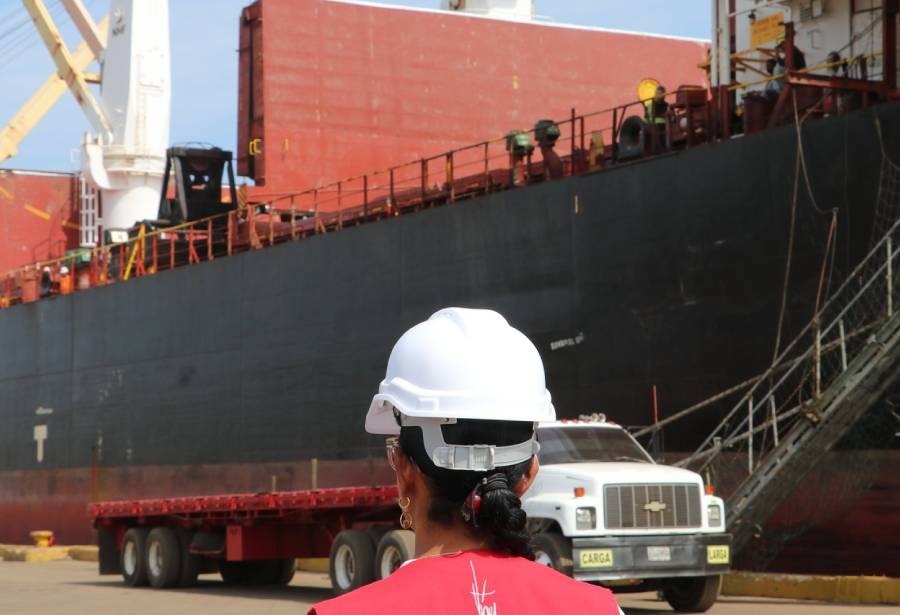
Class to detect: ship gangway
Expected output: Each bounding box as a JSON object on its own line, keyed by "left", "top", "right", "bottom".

{"left": 645, "top": 213, "right": 900, "bottom": 554}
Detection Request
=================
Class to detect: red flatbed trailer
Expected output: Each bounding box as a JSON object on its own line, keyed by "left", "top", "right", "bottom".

{"left": 90, "top": 485, "right": 409, "bottom": 595}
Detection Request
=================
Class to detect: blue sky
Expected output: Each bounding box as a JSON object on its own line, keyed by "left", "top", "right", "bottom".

{"left": 0, "top": 0, "right": 710, "bottom": 173}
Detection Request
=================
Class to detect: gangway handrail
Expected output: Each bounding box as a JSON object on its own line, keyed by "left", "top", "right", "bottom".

{"left": 681, "top": 215, "right": 900, "bottom": 469}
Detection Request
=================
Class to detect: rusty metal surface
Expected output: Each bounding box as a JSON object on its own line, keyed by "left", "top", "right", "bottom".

{"left": 0, "top": 170, "right": 78, "bottom": 272}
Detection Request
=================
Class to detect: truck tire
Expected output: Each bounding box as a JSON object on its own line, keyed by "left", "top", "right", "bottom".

{"left": 329, "top": 529, "right": 376, "bottom": 595}
{"left": 146, "top": 527, "right": 182, "bottom": 589}
{"left": 374, "top": 529, "right": 415, "bottom": 580}
{"left": 176, "top": 529, "right": 201, "bottom": 587}
{"left": 121, "top": 528, "right": 149, "bottom": 587}
{"left": 531, "top": 532, "right": 573, "bottom": 576}
{"left": 663, "top": 575, "right": 721, "bottom": 613}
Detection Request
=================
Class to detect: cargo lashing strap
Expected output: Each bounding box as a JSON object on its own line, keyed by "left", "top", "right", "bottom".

{"left": 399, "top": 414, "right": 539, "bottom": 471}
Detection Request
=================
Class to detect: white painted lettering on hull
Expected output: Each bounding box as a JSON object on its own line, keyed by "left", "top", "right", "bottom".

{"left": 34, "top": 425, "right": 48, "bottom": 463}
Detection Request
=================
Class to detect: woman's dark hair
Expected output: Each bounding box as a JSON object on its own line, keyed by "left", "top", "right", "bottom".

{"left": 399, "top": 419, "right": 535, "bottom": 559}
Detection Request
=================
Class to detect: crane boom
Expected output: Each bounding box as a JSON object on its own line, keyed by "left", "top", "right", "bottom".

{"left": 0, "top": 15, "right": 108, "bottom": 163}
{"left": 21, "top": 0, "right": 111, "bottom": 138}
{"left": 60, "top": 0, "right": 104, "bottom": 57}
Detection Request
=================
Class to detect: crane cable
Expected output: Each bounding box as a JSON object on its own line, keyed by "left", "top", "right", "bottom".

{"left": 0, "top": 0, "right": 101, "bottom": 71}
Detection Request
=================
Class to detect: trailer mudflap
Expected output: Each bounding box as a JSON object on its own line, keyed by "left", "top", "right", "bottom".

{"left": 98, "top": 528, "right": 121, "bottom": 575}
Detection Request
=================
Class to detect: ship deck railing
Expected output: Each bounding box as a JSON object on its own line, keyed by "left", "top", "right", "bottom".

{"left": 0, "top": 72, "right": 894, "bottom": 308}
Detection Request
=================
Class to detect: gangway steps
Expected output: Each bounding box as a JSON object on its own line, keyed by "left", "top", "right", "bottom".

{"left": 726, "top": 309, "right": 900, "bottom": 552}
{"left": 669, "top": 212, "right": 900, "bottom": 556}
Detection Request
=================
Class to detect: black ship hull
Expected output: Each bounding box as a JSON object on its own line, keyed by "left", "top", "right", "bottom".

{"left": 1, "top": 103, "right": 898, "bottom": 574}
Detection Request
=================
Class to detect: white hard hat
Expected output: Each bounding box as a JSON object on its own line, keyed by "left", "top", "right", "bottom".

{"left": 59, "top": 266, "right": 69, "bottom": 275}
{"left": 366, "top": 308, "right": 555, "bottom": 470}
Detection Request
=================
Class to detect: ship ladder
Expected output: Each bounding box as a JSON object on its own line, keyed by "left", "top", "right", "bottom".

{"left": 677, "top": 216, "right": 900, "bottom": 554}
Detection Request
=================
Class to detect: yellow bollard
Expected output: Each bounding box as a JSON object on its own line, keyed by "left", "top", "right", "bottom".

{"left": 29, "top": 530, "right": 54, "bottom": 547}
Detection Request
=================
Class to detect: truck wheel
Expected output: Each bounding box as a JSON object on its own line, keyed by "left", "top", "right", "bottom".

{"left": 121, "top": 528, "right": 149, "bottom": 587}
{"left": 531, "top": 532, "right": 573, "bottom": 576}
{"left": 145, "top": 528, "right": 182, "bottom": 589}
{"left": 329, "top": 529, "right": 376, "bottom": 595}
{"left": 375, "top": 529, "right": 415, "bottom": 580}
{"left": 218, "top": 560, "right": 247, "bottom": 585}
{"left": 663, "top": 575, "right": 722, "bottom": 613}
{"left": 176, "top": 529, "right": 201, "bottom": 587}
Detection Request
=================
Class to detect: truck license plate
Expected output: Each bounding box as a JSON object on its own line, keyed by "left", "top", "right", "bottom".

{"left": 579, "top": 549, "right": 614, "bottom": 568}
{"left": 647, "top": 546, "right": 671, "bottom": 562}
{"left": 707, "top": 545, "right": 730, "bottom": 565}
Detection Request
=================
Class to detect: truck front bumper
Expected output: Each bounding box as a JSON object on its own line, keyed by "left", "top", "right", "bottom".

{"left": 571, "top": 533, "right": 732, "bottom": 582}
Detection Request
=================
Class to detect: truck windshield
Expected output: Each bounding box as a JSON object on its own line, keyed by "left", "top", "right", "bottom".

{"left": 537, "top": 427, "right": 653, "bottom": 464}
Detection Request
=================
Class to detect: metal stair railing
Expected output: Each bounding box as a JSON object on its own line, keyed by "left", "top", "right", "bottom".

{"left": 676, "top": 216, "right": 900, "bottom": 553}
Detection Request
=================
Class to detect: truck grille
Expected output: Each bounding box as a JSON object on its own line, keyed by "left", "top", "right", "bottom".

{"left": 604, "top": 484, "right": 701, "bottom": 529}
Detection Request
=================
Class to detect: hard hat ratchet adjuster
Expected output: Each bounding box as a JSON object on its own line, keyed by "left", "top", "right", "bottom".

{"left": 399, "top": 414, "right": 538, "bottom": 471}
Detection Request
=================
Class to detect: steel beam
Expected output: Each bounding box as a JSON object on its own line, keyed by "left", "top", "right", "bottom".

{"left": 21, "top": 0, "right": 111, "bottom": 138}
{"left": 0, "top": 14, "right": 108, "bottom": 161}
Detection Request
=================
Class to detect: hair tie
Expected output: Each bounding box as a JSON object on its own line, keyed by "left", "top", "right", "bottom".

{"left": 461, "top": 473, "right": 509, "bottom": 526}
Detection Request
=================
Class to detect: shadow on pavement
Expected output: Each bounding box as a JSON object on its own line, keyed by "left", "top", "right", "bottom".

{"left": 64, "top": 578, "right": 334, "bottom": 603}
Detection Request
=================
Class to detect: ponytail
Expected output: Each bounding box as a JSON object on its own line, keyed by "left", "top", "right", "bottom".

{"left": 399, "top": 419, "right": 535, "bottom": 559}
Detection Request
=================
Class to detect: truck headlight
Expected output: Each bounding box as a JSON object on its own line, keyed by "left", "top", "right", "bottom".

{"left": 575, "top": 507, "right": 596, "bottom": 530}
{"left": 707, "top": 504, "right": 722, "bottom": 527}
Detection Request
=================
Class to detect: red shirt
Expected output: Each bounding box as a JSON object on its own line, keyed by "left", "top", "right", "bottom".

{"left": 309, "top": 550, "right": 621, "bottom": 615}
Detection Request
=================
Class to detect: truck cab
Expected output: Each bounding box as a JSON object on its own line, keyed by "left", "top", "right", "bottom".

{"left": 524, "top": 415, "right": 731, "bottom": 613}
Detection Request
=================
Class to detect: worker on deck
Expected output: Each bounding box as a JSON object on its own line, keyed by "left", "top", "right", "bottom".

{"left": 309, "top": 308, "right": 623, "bottom": 615}
{"left": 646, "top": 84, "right": 669, "bottom": 152}
{"left": 39, "top": 266, "right": 53, "bottom": 298}
{"left": 58, "top": 265, "right": 73, "bottom": 295}
{"left": 767, "top": 34, "right": 807, "bottom": 98}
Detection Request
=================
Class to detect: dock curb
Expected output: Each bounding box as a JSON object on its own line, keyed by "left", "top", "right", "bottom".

{"left": 0, "top": 545, "right": 98, "bottom": 563}
{"left": 723, "top": 571, "right": 900, "bottom": 605}
{"left": 296, "top": 557, "right": 329, "bottom": 573}
{"left": 67, "top": 546, "right": 99, "bottom": 562}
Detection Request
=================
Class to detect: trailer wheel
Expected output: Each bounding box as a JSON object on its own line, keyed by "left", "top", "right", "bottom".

{"left": 176, "top": 529, "right": 201, "bottom": 587}
{"left": 662, "top": 575, "right": 721, "bottom": 612}
{"left": 375, "top": 530, "right": 415, "bottom": 580}
{"left": 146, "top": 528, "right": 182, "bottom": 589}
{"left": 531, "top": 532, "right": 573, "bottom": 576}
{"left": 329, "top": 530, "right": 376, "bottom": 595}
{"left": 121, "top": 528, "right": 149, "bottom": 587}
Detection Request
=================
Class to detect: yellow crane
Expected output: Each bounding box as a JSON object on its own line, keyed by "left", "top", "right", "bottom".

{"left": 0, "top": 1, "right": 109, "bottom": 163}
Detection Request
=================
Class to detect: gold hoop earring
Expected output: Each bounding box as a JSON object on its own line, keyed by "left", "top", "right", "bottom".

{"left": 398, "top": 496, "right": 413, "bottom": 530}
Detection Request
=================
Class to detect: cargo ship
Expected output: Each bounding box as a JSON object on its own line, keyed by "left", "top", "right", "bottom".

{"left": 0, "top": 0, "right": 898, "bottom": 577}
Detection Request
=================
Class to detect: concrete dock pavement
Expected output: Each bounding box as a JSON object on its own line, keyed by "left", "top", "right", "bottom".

{"left": 0, "top": 559, "right": 898, "bottom": 615}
